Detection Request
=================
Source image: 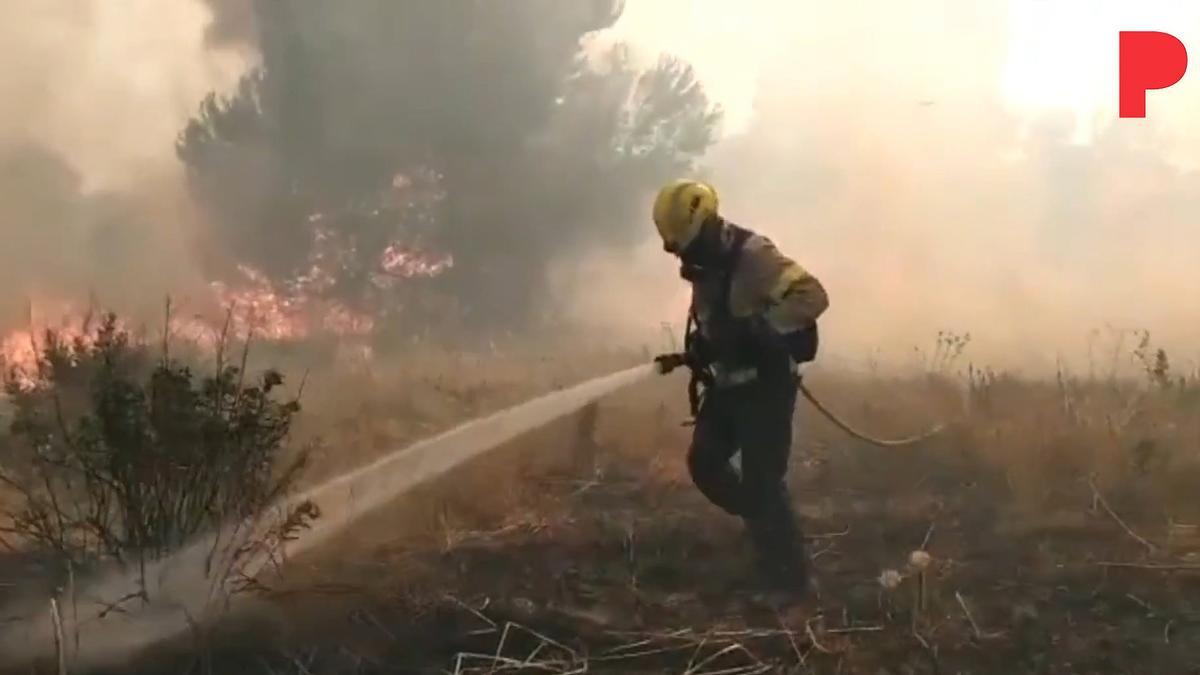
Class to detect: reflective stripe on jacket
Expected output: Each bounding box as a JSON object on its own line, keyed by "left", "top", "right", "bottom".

{"left": 690, "top": 220, "right": 829, "bottom": 350}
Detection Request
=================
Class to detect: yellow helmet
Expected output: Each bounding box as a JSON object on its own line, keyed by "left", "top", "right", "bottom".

{"left": 652, "top": 179, "right": 719, "bottom": 253}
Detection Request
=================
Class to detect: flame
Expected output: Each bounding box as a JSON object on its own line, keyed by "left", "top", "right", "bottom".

{"left": 321, "top": 304, "right": 375, "bottom": 336}
{"left": 0, "top": 330, "right": 41, "bottom": 387}
{"left": 0, "top": 312, "right": 121, "bottom": 390}
{"left": 209, "top": 263, "right": 384, "bottom": 341}
{"left": 1, "top": 208, "right": 453, "bottom": 387}
{"left": 378, "top": 244, "right": 453, "bottom": 280}
{"left": 210, "top": 266, "right": 310, "bottom": 341}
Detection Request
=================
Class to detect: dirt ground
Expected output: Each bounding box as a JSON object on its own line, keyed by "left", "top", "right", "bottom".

{"left": 4, "top": 360, "right": 1200, "bottom": 674}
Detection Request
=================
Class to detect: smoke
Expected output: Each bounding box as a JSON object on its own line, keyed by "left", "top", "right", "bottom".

{"left": 2, "top": 0, "right": 1196, "bottom": 373}
{"left": 200, "top": 0, "right": 257, "bottom": 48}
{"left": 0, "top": 0, "right": 247, "bottom": 329}
{"left": 564, "top": 0, "right": 1200, "bottom": 374}
{"left": 173, "top": 1, "right": 720, "bottom": 330}
{"left": 0, "top": 145, "right": 200, "bottom": 326}
{"left": 0, "top": 0, "right": 721, "bottom": 359}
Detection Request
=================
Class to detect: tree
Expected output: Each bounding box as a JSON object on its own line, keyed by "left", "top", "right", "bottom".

{"left": 178, "top": 1, "right": 721, "bottom": 328}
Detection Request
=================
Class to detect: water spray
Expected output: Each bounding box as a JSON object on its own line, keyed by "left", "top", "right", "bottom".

{"left": 0, "top": 356, "right": 943, "bottom": 671}
{"left": 0, "top": 364, "right": 656, "bottom": 671}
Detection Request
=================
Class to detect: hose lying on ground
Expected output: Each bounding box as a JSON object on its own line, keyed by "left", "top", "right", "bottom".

{"left": 796, "top": 378, "right": 946, "bottom": 448}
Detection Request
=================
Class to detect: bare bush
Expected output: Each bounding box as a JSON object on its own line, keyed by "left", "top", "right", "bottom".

{"left": 0, "top": 312, "right": 311, "bottom": 574}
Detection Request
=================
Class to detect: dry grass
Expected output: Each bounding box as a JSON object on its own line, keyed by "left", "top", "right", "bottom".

{"left": 4, "top": 334, "right": 1200, "bottom": 674}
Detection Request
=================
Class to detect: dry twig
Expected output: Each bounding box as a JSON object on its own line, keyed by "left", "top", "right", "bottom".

{"left": 1097, "top": 561, "right": 1200, "bottom": 572}
{"left": 445, "top": 594, "right": 498, "bottom": 635}
{"left": 683, "top": 642, "right": 762, "bottom": 675}
{"left": 806, "top": 525, "right": 851, "bottom": 540}
{"left": 1087, "top": 475, "right": 1157, "bottom": 554}
{"left": 778, "top": 613, "right": 806, "bottom": 667}
{"left": 953, "top": 591, "right": 1002, "bottom": 640}
{"left": 804, "top": 619, "right": 833, "bottom": 655}
{"left": 50, "top": 597, "right": 66, "bottom": 675}
{"left": 826, "top": 625, "right": 884, "bottom": 635}
{"left": 920, "top": 522, "right": 936, "bottom": 550}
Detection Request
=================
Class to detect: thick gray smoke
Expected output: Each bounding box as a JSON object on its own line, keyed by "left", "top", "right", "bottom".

{"left": 201, "top": 0, "right": 257, "bottom": 48}
{"left": 0, "top": 145, "right": 205, "bottom": 326}
{"left": 0, "top": 0, "right": 245, "bottom": 330}
{"left": 3, "top": 0, "right": 1196, "bottom": 371}
{"left": 0, "top": 0, "right": 722, "bottom": 342}
{"left": 178, "top": 0, "right": 721, "bottom": 330}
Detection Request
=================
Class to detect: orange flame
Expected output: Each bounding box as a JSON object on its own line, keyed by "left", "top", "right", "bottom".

{"left": 379, "top": 244, "right": 453, "bottom": 280}
{"left": 0, "top": 312, "right": 120, "bottom": 390}
{"left": 1, "top": 229, "right": 451, "bottom": 387}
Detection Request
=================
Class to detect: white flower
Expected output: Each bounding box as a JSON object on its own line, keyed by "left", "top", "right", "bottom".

{"left": 878, "top": 569, "right": 903, "bottom": 590}
{"left": 908, "top": 550, "right": 933, "bottom": 571}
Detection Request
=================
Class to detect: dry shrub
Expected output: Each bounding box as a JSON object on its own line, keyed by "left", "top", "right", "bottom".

{"left": 798, "top": 331, "right": 1200, "bottom": 530}
{"left": 0, "top": 312, "right": 312, "bottom": 577}
{"left": 287, "top": 327, "right": 1200, "bottom": 560}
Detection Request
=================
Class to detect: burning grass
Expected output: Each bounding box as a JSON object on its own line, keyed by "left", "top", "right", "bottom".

{"left": 2, "top": 331, "right": 1200, "bottom": 674}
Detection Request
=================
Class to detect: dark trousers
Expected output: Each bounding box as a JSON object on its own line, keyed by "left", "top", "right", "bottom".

{"left": 687, "top": 377, "right": 806, "bottom": 584}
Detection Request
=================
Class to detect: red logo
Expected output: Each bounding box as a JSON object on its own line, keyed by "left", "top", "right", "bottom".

{"left": 1119, "top": 31, "right": 1188, "bottom": 118}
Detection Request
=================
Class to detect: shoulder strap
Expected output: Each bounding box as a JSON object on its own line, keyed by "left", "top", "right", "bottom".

{"left": 716, "top": 224, "right": 752, "bottom": 319}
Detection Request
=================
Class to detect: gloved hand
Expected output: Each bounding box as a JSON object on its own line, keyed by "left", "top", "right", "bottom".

{"left": 652, "top": 353, "right": 691, "bottom": 372}
{"left": 653, "top": 352, "right": 688, "bottom": 374}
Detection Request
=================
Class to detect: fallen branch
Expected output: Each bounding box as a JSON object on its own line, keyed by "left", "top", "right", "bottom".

{"left": 826, "top": 625, "right": 884, "bottom": 635}
{"left": 683, "top": 636, "right": 709, "bottom": 673}
{"left": 811, "top": 543, "right": 839, "bottom": 561}
{"left": 50, "top": 597, "right": 66, "bottom": 675}
{"left": 806, "top": 525, "right": 851, "bottom": 540}
{"left": 1097, "top": 561, "right": 1200, "bottom": 572}
{"left": 804, "top": 619, "right": 833, "bottom": 655}
{"left": 445, "top": 594, "right": 497, "bottom": 634}
{"left": 683, "top": 642, "right": 761, "bottom": 675}
{"left": 95, "top": 590, "right": 147, "bottom": 619}
{"left": 451, "top": 620, "right": 585, "bottom": 675}
{"left": 778, "top": 613, "right": 806, "bottom": 667}
{"left": 1087, "top": 476, "right": 1157, "bottom": 554}
{"left": 1125, "top": 593, "right": 1157, "bottom": 616}
{"left": 955, "top": 591, "right": 982, "bottom": 639}
{"left": 919, "top": 522, "right": 936, "bottom": 551}
{"left": 912, "top": 629, "right": 939, "bottom": 672}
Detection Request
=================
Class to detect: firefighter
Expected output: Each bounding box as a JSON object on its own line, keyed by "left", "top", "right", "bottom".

{"left": 651, "top": 179, "right": 829, "bottom": 598}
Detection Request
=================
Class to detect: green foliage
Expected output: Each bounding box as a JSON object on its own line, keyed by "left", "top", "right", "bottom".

{"left": 177, "top": 1, "right": 722, "bottom": 326}
{"left": 0, "top": 313, "right": 306, "bottom": 566}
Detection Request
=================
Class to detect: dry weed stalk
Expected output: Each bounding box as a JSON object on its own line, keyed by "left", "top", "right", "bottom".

{"left": 1087, "top": 475, "right": 1158, "bottom": 555}
{"left": 49, "top": 597, "right": 66, "bottom": 675}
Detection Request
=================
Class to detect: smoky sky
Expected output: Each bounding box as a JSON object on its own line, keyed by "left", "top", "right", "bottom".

{"left": 560, "top": 0, "right": 1200, "bottom": 374}
{"left": 201, "top": 0, "right": 257, "bottom": 48}
{"left": 1, "top": 0, "right": 1197, "bottom": 376}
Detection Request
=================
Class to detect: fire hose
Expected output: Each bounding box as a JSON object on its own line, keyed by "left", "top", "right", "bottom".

{"left": 795, "top": 375, "right": 945, "bottom": 447}
{"left": 655, "top": 354, "right": 945, "bottom": 448}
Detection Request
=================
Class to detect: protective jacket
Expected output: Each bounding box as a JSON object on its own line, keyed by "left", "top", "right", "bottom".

{"left": 685, "top": 219, "right": 829, "bottom": 385}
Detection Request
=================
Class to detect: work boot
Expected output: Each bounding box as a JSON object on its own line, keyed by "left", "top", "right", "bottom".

{"left": 746, "top": 560, "right": 809, "bottom": 609}
{"left": 744, "top": 518, "right": 810, "bottom": 604}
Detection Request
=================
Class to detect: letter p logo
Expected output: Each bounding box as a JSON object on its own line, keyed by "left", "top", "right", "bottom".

{"left": 1119, "top": 31, "right": 1188, "bottom": 118}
